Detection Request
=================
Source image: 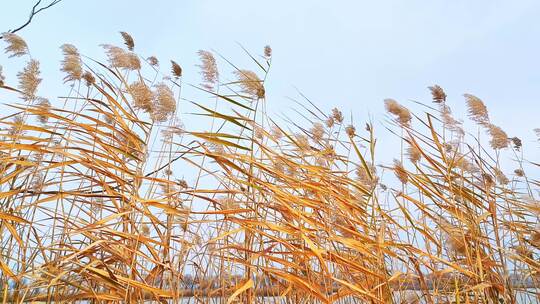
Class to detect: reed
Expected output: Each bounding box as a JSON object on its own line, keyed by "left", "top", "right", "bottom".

{"left": 0, "top": 32, "right": 539, "bottom": 304}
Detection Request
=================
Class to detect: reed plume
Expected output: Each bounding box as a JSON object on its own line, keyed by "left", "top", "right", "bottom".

{"left": 384, "top": 98, "right": 411, "bottom": 126}
{"left": 234, "top": 69, "right": 265, "bottom": 99}
{"left": 17, "top": 59, "right": 41, "bottom": 100}
{"left": 0, "top": 65, "right": 5, "bottom": 86}
{"left": 171, "top": 60, "right": 182, "bottom": 77}
{"left": 120, "top": 31, "right": 135, "bottom": 51}
{"left": 464, "top": 93, "right": 489, "bottom": 125}
{"left": 197, "top": 50, "right": 219, "bottom": 91}
{"left": 102, "top": 44, "right": 141, "bottom": 70}
{"left": 2, "top": 32, "right": 28, "bottom": 57}
{"left": 60, "top": 44, "right": 82, "bottom": 82}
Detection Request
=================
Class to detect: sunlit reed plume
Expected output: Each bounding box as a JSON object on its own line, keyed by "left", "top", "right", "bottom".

{"left": 171, "top": 60, "right": 182, "bottom": 78}
{"left": 464, "top": 94, "right": 489, "bottom": 125}
{"left": 428, "top": 84, "right": 446, "bottom": 103}
{"left": 514, "top": 168, "right": 525, "bottom": 177}
{"left": 510, "top": 136, "right": 522, "bottom": 150}
{"left": 8, "top": 115, "right": 25, "bottom": 136}
{"left": 234, "top": 69, "right": 265, "bottom": 99}
{"left": 384, "top": 99, "right": 411, "bottom": 126}
{"left": 35, "top": 97, "right": 51, "bottom": 124}
{"left": 60, "top": 44, "right": 82, "bottom": 82}
{"left": 2, "top": 32, "right": 28, "bottom": 57}
{"left": 82, "top": 71, "right": 95, "bottom": 86}
{"left": 310, "top": 122, "right": 325, "bottom": 141}
{"left": 147, "top": 56, "right": 159, "bottom": 67}
{"left": 102, "top": 44, "right": 141, "bottom": 70}
{"left": 120, "top": 31, "right": 135, "bottom": 51}
{"left": 331, "top": 107, "right": 344, "bottom": 124}
{"left": 345, "top": 124, "right": 356, "bottom": 137}
{"left": 264, "top": 45, "right": 272, "bottom": 58}
{"left": 151, "top": 83, "right": 176, "bottom": 122}
{"left": 17, "top": 59, "right": 41, "bottom": 101}
{"left": 0, "top": 65, "right": 5, "bottom": 86}
{"left": 487, "top": 123, "right": 509, "bottom": 150}
{"left": 197, "top": 50, "right": 219, "bottom": 91}
{"left": 129, "top": 80, "right": 154, "bottom": 114}
{"left": 439, "top": 104, "right": 464, "bottom": 135}
{"left": 393, "top": 159, "right": 408, "bottom": 184}
{"left": 407, "top": 142, "right": 421, "bottom": 163}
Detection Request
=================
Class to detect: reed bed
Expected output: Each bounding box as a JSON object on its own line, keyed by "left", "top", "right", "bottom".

{"left": 0, "top": 32, "right": 539, "bottom": 303}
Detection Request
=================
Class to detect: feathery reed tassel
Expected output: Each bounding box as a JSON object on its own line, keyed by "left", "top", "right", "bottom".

{"left": 234, "top": 70, "right": 265, "bottom": 99}
{"left": 151, "top": 83, "right": 176, "bottom": 122}
{"left": 264, "top": 45, "right": 272, "bottom": 58}
{"left": 439, "top": 104, "right": 464, "bottom": 135}
{"left": 120, "top": 31, "right": 135, "bottom": 51}
{"left": 487, "top": 123, "right": 509, "bottom": 150}
{"left": 35, "top": 97, "right": 51, "bottom": 124}
{"left": 129, "top": 81, "right": 154, "bottom": 113}
{"left": 0, "top": 65, "right": 5, "bottom": 86}
{"left": 7, "top": 115, "right": 26, "bottom": 136}
{"left": 171, "top": 60, "right": 182, "bottom": 77}
{"left": 197, "top": 50, "right": 219, "bottom": 91}
{"left": 102, "top": 44, "right": 140, "bottom": 70}
{"left": 384, "top": 99, "right": 411, "bottom": 126}
{"left": 147, "top": 56, "right": 159, "bottom": 66}
{"left": 407, "top": 142, "right": 421, "bottom": 163}
{"left": 310, "top": 122, "right": 325, "bottom": 141}
{"left": 464, "top": 94, "right": 489, "bottom": 125}
{"left": 82, "top": 71, "right": 95, "bottom": 86}
{"left": 345, "top": 125, "right": 356, "bottom": 137}
{"left": 17, "top": 59, "right": 41, "bottom": 101}
{"left": 428, "top": 84, "right": 446, "bottom": 103}
{"left": 60, "top": 44, "right": 82, "bottom": 82}
{"left": 2, "top": 32, "right": 28, "bottom": 57}
{"left": 514, "top": 169, "right": 525, "bottom": 177}
{"left": 331, "top": 108, "right": 344, "bottom": 124}
{"left": 393, "top": 159, "right": 408, "bottom": 184}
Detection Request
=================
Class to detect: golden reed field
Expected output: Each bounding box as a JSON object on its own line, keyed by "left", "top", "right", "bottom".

{"left": 1, "top": 31, "right": 540, "bottom": 303}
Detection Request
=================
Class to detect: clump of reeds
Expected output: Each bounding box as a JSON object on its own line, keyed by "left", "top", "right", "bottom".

{"left": 0, "top": 32, "right": 538, "bottom": 304}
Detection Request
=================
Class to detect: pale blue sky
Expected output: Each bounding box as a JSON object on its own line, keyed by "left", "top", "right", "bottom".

{"left": 2, "top": 0, "right": 540, "bottom": 161}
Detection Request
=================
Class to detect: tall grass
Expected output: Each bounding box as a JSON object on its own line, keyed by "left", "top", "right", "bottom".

{"left": 0, "top": 32, "right": 539, "bottom": 303}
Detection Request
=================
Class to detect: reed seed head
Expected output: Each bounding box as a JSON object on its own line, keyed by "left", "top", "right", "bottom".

{"left": 264, "top": 45, "right": 272, "bottom": 58}
{"left": 82, "top": 71, "right": 95, "bottom": 86}
{"left": 384, "top": 99, "right": 411, "bottom": 126}
{"left": 464, "top": 94, "right": 489, "bottom": 125}
{"left": 3, "top": 32, "right": 28, "bottom": 57}
{"left": 407, "top": 143, "right": 421, "bottom": 163}
{"left": 60, "top": 44, "right": 82, "bottom": 82}
{"left": 171, "top": 60, "right": 182, "bottom": 77}
{"left": 487, "top": 124, "right": 509, "bottom": 150}
{"left": 514, "top": 169, "right": 524, "bottom": 177}
{"left": 151, "top": 83, "right": 176, "bottom": 122}
{"left": 510, "top": 136, "right": 522, "bottom": 150}
{"left": 147, "top": 56, "right": 159, "bottom": 66}
{"left": 311, "top": 122, "right": 325, "bottom": 141}
{"left": 17, "top": 59, "right": 42, "bottom": 101}
{"left": 129, "top": 81, "right": 154, "bottom": 113}
{"left": 35, "top": 97, "right": 51, "bottom": 124}
{"left": 102, "top": 44, "right": 141, "bottom": 70}
{"left": 234, "top": 70, "right": 265, "bottom": 99}
{"left": 119, "top": 31, "right": 135, "bottom": 51}
{"left": 331, "top": 108, "right": 344, "bottom": 124}
{"left": 428, "top": 84, "right": 446, "bottom": 103}
{"left": 345, "top": 124, "right": 356, "bottom": 137}
{"left": 393, "top": 159, "right": 408, "bottom": 184}
{"left": 0, "top": 65, "right": 5, "bottom": 86}
{"left": 197, "top": 50, "right": 219, "bottom": 91}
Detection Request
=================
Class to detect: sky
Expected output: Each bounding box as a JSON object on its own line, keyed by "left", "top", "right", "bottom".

{"left": 1, "top": 0, "right": 540, "bottom": 164}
